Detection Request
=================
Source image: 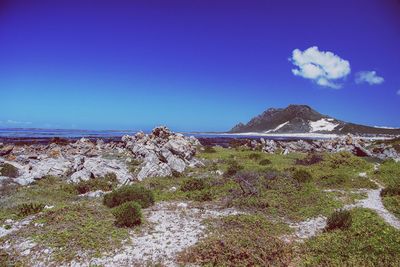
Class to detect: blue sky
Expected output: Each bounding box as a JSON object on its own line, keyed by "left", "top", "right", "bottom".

{"left": 0, "top": 0, "right": 399, "bottom": 131}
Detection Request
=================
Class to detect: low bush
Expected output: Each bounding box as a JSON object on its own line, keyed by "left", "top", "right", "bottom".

{"left": 75, "top": 173, "right": 118, "bottom": 194}
{"left": 223, "top": 160, "right": 243, "bottom": 178}
{"left": 181, "top": 178, "right": 206, "bottom": 192}
{"left": 295, "top": 153, "right": 323, "bottom": 165}
{"left": 18, "top": 202, "right": 45, "bottom": 216}
{"left": 292, "top": 169, "right": 312, "bottom": 184}
{"left": 112, "top": 201, "right": 142, "bottom": 227}
{"left": 0, "top": 163, "right": 19, "bottom": 178}
{"left": 325, "top": 209, "right": 352, "bottom": 231}
{"left": 259, "top": 158, "right": 272, "bottom": 166}
{"left": 381, "top": 185, "right": 400, "bottom": 197}
{"left": 248, "top": 153, "right": 262, "bottom": 161}
{"left": 103, "top": 185, "right": 154, "bottom": 208}
{"left": 203, "top": 146, "right": 217, "bottom": 153}
{"left": 191, "top": 189, "right": 213, "bottom": 201}
{"left": 319, "top": 174, "right": 346, "bottom": 187}
{"left": 233, "top": 171, "right": 260, "bottom": 195}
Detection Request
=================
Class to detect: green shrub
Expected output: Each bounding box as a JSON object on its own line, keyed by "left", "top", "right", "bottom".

{"left": 295, "top": 153, "right": 323, "bottom": 165}
{"left": 0, "top": 163, "right": 19, "bottom": 178}
{"left": 18, "top": 202, "right": 45, "bottom": 216}
{"left": 191, "top": 190, "right": 213, "bottom": 201}
{"left": 319, "top": 174, "right": 346, "bottom": 187}
{"left": 181, "top": 178, "right": 206, "bottom": 192}
{"left": 325, "top": 209, "right": 352, "bottom": 231}
{"left": 203, "top": 146, "right": 217, "bottom": 153}
{"left": 292, "top": 169, "right": 312, "bottom": 183}
{"left": 381, "top": 185, "right": 400, "bottom": 197}
{"left": 112, "top": 201, "right": 142, "bottom": 227}
{"left": 248, "top": 153, "right": 262, "bottom": 161}
{"left": 259, "top": 159, "right": 272, "bottom": 166}
{"left": 103, "top": 185, "right": 154, "bottom": 208}
{"left": 75, "top": 173, "right": 118, "bottom": 194}
{"left": 223, "top": 160, "right": 244, "bottom": 178}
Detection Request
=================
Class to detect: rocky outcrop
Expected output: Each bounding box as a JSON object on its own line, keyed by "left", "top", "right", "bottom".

{"left": 123, "top": 126, "right": 202, "bottom": 180}
{"left": 0, "top": 126, "right": 202, "bottom": 186}
{"left": 254, "top": 134, "right": 399, "bottom": 161}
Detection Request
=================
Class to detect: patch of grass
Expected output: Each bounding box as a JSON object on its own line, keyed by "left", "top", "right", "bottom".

{"left": 18, "top": 202, "right": 45, "bottom": 217}
{"left": 112, "top": 201, "right": 142, "bottom": 227}
{"left": 0, "top": 163, "right": 19, "bottom": 178}
{"left": 325, "top": 209, "right": 352, "bottom": 231}
{"left": 375, "top": 160, "right": 400, "bottom": 187}
{"left": 26, "top": 201, "right": 128, "bottom": 263}
{"left": 74, "top": 173, "right": 118, "bottom": 194}
{"left": 0, "top": 176, "right": 77, "bottom": 223}
{"left": 248, "top": 152, "right": 262, "bottom": 161}
{"left": 177, "top": 214, "right": 293, "bottom": 266}
{"left": 103, "top": 185, "right": 154, "bottom": 208}
{"left": 382, "top": 196, "right": 400, "bottom": 219}
{"left": 301, "top": 208, "right": 400, "bottom": 266}
{"left": 203, "top": 146, "right": 217, "bottom": 153}
{"left": 308, "top": 152, "right": 376, "bottom": 190}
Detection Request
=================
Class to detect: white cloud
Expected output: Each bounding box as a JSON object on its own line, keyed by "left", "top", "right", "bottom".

{"left": 397, "top": 90, "right": 400, "bottom": 96}
{"left": 290, "top": 46, "right": 351, "bottom": 89}
{"left": 355, "top": 71, "right": 384, "bottom": 85}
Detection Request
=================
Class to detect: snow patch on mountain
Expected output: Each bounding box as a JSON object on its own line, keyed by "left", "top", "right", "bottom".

{"left": 265, "top": 121, "right": 289, "bottom": 133}
{"left": 309, "top": 118, "right": 339, "bottom": 132}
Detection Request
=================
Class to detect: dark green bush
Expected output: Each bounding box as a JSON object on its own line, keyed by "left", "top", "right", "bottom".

{"left": 292, "top": 169, "right": 312, "bottom": 184}
{"left": 18, "top": 202, "right": 45, "bottom": 216}
{"left": 325, "top": 210, "right": 352, "bottom": 231}
{"left": 381, "top": 185, "right": 400, "bottom": 197}
{"left": 203, "top": 146, "right": 217, "bottom": 153}
{"left": 223, "top": 160, "right": 244, "bottom": 178}
{"left": 0, "top": 163, "right": 19, "bottom": 178}
{"left": 181, "top": 178, "right": 206, "bottom": 192}
{"left": 319, "top": 174, "right": 346, "bottom": 187}
{"left": 75, "top": 173, "right": 118, "bottom": 194}
{"left": 112, "top": 201, "right": 142, "bottom": 227}
{"left": 295, "top": 153, "right": 323, "bottom": 165}
{"left": 103, "top": 185, "right": 154, "bottom": 208}
{"left": 259, "top": 159, "right": 272, "bottom": 166}
{"left": 249, "top": 153, "right": 262, "bottom": 161}
{"left": 191, "top": 189, "right": 213, "bottom": 201}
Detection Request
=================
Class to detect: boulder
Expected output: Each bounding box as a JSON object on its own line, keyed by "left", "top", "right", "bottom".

{"left": 69, "top": 157, "right": 133, "bottom": 184}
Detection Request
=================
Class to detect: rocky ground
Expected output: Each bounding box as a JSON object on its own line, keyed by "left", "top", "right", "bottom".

{"left": 1, "top": 127, "right": 400, "bottom": 266}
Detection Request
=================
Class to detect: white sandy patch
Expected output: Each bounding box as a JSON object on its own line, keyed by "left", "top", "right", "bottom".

{"left": 75, "top": 201, "right": 241, "bottom": 266}
{"left": 309, "top": 118, "right": 339, "bottom": 132}
{"left": 265, "top": 121, "right": 289, "bottom": 133}
{"left": 0, "top": 216, "right": 34, "bottom": 238}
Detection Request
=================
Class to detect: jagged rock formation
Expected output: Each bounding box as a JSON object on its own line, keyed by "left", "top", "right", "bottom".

{"left": 230, "top": 104, "right": 400, "bottom": 135}
{"left": 241, "top": 134, "right": 400, "bottom": 161}
{"left": 122, "top": 126, "right": 202, "bottom": 180}
{"left": 0, "top": 126, "right": 203, "bottom": 187}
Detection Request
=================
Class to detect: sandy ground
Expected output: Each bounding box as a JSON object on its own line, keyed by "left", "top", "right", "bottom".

{"left": 71, "top": 201, "right": 241, "bottom": 267}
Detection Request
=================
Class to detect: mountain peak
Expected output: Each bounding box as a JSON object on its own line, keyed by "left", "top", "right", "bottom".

{"left": 229, "top": 104, "right": 400, "bottom": 135}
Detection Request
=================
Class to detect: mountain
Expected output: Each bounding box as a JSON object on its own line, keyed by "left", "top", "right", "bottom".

{"left": 229, "top": 105, "right": 400, "bottom": 135}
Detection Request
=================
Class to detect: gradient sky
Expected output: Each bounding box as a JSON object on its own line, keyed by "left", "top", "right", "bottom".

{"left": 1, "top": 0, "right": 400, "bottom": 131}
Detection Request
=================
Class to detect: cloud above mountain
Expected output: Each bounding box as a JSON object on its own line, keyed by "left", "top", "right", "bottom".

{"left": 355, "top": 71, "right": 384, "bottom": 85}
{"left": 290, "top": 46, "right": 351, "bottom": 89}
